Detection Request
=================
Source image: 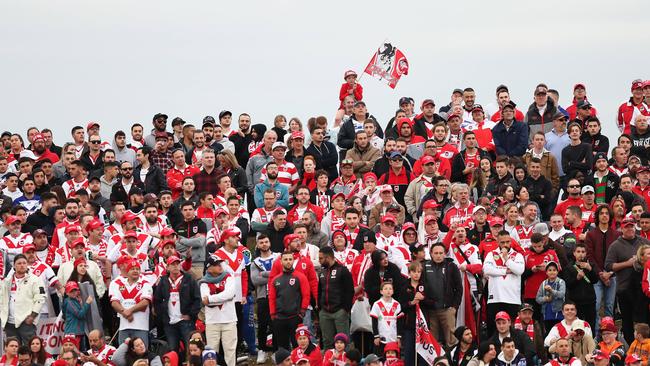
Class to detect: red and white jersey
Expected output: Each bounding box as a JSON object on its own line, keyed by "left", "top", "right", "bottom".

{"left": 74, "top": 144, "right": 85, "bottom": 159}
{"left": 189, "top": 147, "right": 207, "bottom": 166}
{"left": 29, "top": 261, "right": 58, "bottom": 290}
{"left": 214, "top": 246, "right": 249, "bottom": 302}
{"left": 103, "top": 223, "right": 123, "bottom": 242}
{"left": 0, "top": 233, "right": 33, "bottom": 261}
{"left": 56, "top": 239, "right": 86, "bottom": 264}
{"left": 108, "top": 276, "right": 153, "bottom": 331}
{"left": 88, "top": 344, "right": 116, "bottom": 364}
{"left": 437, "top": 143, "right": 459, "bottom": 160}
{"left": 259, "top": 161, "right": 300, "bottom": 189}
{"left": 369, "top": 298, "right": 403, "bottom": 343}
{"left": 206, "top": 226, "right": 223, "bottom": 247}
{"left": 140, "top": 219, "right": 167, "bottom": 236}
{"left": 376, "top": 232, "right": 400, "bottom": 252}
{"left": 442, "top": 203, "right": 476, "bottom": 229}
{"left": 62, "top": 178, "right": 89, "bottom": 198}
{"left": 213, "top": 195, "right": 227, "bottom": 208}
{"left": 325, "top": 210, "right": 346, "bottom": 233}
{"left": 51, "top": 219, "right": 80, "bottom": 249}
{"left": 107, "top": 232, "right": 157, "bottom": 258}
{"left": 617, "top": 98, "right": 650, "bottom": 134}
{"left": 609, "top": 165, "right": 628, "bottom": 177}
{"left": 448, "top": 242, "right": 482, "bottom": 291}
{"left": 580, "top": 204, "right": 597, "bottom": 224}
{"left": 333, "top": 248, "right": 358, "bottom": 271}
{"left": 544, "top": 319, "right": 592, "bottom": 347}
{"left": 386, "top": 244, "right": 410, "bottom": 276}
{"left": 515, "top": 223, "right": 535, "bottom": 250}
{"left": 168, "top": 275, "right": 184, "bottom": 324}
{"left": 251, "top": 207, "right": 277, "bottom": 226}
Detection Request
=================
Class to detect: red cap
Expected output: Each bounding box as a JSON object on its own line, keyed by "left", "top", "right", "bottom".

{"left": 159, "top": 227, "right": 176, "bottom": 237}
{"left": 379, "top": 185, "right": 393, "bottom": 194}
{"left": 363, "top": 172, "right": 378, "bottom": 183}
{"left": 214, "top": 207, "right": 228, "bottom": 218}
{"left": 166, "top": 255, "right": 181, "bottom": 265}
{"left": 621, "top": 217, "right": 636, "bottom": 227}
{"left": 424, "top": 215, "right": 437, "bottom": 225}
{"left": 422, "top": 200, "right": 441, "bottom": 210}
{"left": 61, "top": 334, "right": 79, "bottom": 348}
{"left": 343, "top": 70, "right": 357, "bottom": 80}
{"left": 489, "top": 217, "right": 504, "bottom": 226}
{"left": 573, "top": 83, "right": 586, "bottom": 90}
{"left": 643, "top": 80, "right": 650, "bottom": 89}
{"left": 447, "top": 113, "right": 461, "bottom": 121}
{"left": 601, "top": 321, "right": 618, "bottom": 333}
{"left": 593, "top": 350, "right": 610, "bottom": 361}
{"left": 421, "top": 99, "right": 435, "bottom": 108}
{"left": 384, "top": 341, "right": 400, "bottom": 353}
{"left": 332, "top": 192, "right": 346, "bottom": 201}
{"left": 65, "top": 281, "right": 80, "bottom": 295}
{"left": 332, "top": 231, "right": 346, "bottom": 241}
{"left": 632, "top": 80, "right": 644, "bottom": 91}
{"left": 381, "top": 215, "right": 397, "bottom": 224}
{"left": 22, "top": 244, "right": 36, "bottom": 253}
{"left": 283, "top": 233, "right": 301, "bottom": 248}
{"left": 53, "top": 360, "right": 67, "bottom": 366}
{"left": 495, "top": 311, "right": 511, "bottom": 321}
{"left": 4, "top": 215, "right": 20, "bottom": 226}
{"left": 120, "top": 212, "right": 138, "bottom": 224}
{"left": 155, "top": 131, "right": 169, "bottom": 139}
{"left": 295, "top": 324, "right": 311, "bottom": 339}
{"left": 291, "top": 131, "right": 305, "bottom": 140}
{"left": 471, "top": 105, "right": 484, "bottom": 113}
{"left": 68, "top": 237, "right": 85, "bottom": 248}
{"left": 123, "top": 230, "right": 139, "bottom": 240}
{"left": 73, "top": 257, "right": 86, "bottom": 268}
{"left": 421, "top": 155, "right": 436, "bottom": 165}
{"left": 116, "top": 255, "right": 131, "bottom": 268}
{"left": 125, "top": 259, "right": 140, "bottom": 272}
{"left": 161, "top": 239, "right": 176, "bottom": 248}
{"left": 220, "top": 228, "right": 241, "bottom": 242}
{"left": 626, "top": 354, "right": 642, "bottom": 365}
{"left": 32, "top": 133, "right": 45, "bottom": 142}
{"left": 86, "top": 122, "right": 100, "bottom": 131}
{"left": 64, "top": 225, "right": 81, "bottom": 234}
{"left": 85, "top": 219, "right": 104, "bottom": 232}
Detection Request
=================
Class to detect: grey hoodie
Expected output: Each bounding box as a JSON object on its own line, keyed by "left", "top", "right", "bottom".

{"left": 113, "top": 137, "right": 136, "bottom": 165}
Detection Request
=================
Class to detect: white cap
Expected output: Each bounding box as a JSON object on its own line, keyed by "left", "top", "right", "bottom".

{"left": 271, "top": 141, "right": 288, "bottom": 150}
{"left": 581, "top": 185, "right": 595, "bottom": 194}
{"left": 19, "top": 150, "right": 37, "bottom": 160}
{"left": 472, "top": 205, "right": 487, "bottom": 215}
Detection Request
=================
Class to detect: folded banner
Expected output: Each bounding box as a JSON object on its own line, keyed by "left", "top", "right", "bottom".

{"left": 363, "top": 42, "right": 409, "bottom": 89}
{"left": 415, "top": 304, "right": 444, "bottom": 365}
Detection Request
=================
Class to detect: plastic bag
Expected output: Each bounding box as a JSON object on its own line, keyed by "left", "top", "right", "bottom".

{"left": 350, "top": 298, "right": 373, "bottom": 333}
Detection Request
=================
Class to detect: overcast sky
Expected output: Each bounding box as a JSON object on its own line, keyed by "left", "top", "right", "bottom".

{"left": 1, "top": 0, "right": 648, "bottom": 144}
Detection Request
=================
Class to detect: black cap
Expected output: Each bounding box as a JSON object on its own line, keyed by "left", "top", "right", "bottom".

{"left": 398, "top": 97, "right": 413, "bottom": 106}
{"left": 362, "top": 233, "right": 377, "bottom": 244}
{"left": 594, "top": 152, "right": 608, "bottom": 162}
{"left": 206, "top": 254, "right": 225, "bottom": 268}
{"left": 502, "top": 101, "right": 517, "bottom": 110}
{"left": 577, "top": 100, "right": 592, "bottom": 109}
{"left": 354, "top": 100, "right": 366, "bottom": 107}
{"left": 203, "top": 116, "right": 216, "bottom": 124}
{"left": 153, "top": 113, "right": 168, "bottom": 121}
{"left": 1, "top": 131, "right": 11, "bottom": 138}
{"left": 88, "top": 175, "right": 101, "bottom": 183}
{"left": 496, "top": 84, "right": 509, "bottom": 94}
{"left": 218, "top": 110, "right": 232, "bottom": 119}
{"left": 171, "top": 117, "right": 185, "bottom": 126}
{"left": 129, "top": 186, "right": 143, "bottom": 195}
{"left": 274, "top": 349, "right": 291, "bottom": 365}
{"left": 202, "top": 121, "right": 215, "bottom": 129}
{"left": 452, "top": 88, "right": 464, "bottom": 95}
{"left": 552, "top": 111, "right": 567, "bottom": 120}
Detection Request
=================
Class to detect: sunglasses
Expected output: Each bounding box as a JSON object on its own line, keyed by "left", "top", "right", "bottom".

{"left": 568, "top": 185, "right": 580, "bottom": 188}
{"left": 90, "top": 141, "right": 101, "bottom": 144}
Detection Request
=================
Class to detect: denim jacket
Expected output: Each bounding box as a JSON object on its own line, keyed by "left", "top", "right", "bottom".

{"left": 535, "top": 278, "right": 566, "bottom": 313}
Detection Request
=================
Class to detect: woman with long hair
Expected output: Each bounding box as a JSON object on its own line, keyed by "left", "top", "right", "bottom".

{"left": 634, "top": 244, "right": 650, "bottom": 324}
{"left": 284, "top": 117, "right": 305, "bottom": 144}
{"left": 513, "top": 164, "right": 528, "bottom": 187}
{"left": 497, "top": 184, "right": 516, "bottom": 205}
{"left": 69, "top": 257, "right": 98, "bottom": 298}
{"left": 515, "top": 186, "right": 541, "bottom": 221}
{"left": 467, "top": 341, "right": 497, "bottom": 366}
{"left": 216, "top": 150, "right": 247, "bottom": 197}
{"left": 272, "top": 114, "right": 288, "bottom": 142}
{"left": 348, "top": 196, "right": 368, "bottom": 226}
{"left": 469, "top": 167, "right": 489, "bottom": 203}
{"left": 29, "top": 336, "right": 54, "bottom": 366}
{"left": 111, "top": 337, "right": 163, "bottom": 366}
{"left": 503, "top": 203, "right": 522, "bottom": 242}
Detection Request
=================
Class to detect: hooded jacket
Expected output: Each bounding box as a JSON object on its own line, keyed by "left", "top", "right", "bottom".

{"left": 113, "top": 136, "right": 136, "bottom": 165}
{"left": 396, "top": 118, "right": 426, "bottom": 159}
{"left": 363, "top": 251, "right": 406, "bottom": 305}
{"left": 318, "top": 260, "right": 354, "bottom": 313}
{"left": 495, "top": 349, "right": 527, "bottom": 366}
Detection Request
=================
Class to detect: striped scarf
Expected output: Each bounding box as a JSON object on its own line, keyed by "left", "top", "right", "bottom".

{"left": 514, "top": 316, "right": 535, "bottom": 340}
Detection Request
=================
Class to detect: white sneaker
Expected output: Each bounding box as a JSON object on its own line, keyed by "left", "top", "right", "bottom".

{"left": 256, "top": 351, "right": 267, "bottom": 364}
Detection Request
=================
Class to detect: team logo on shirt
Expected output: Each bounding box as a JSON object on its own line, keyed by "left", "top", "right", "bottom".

{"left": 301, "top": 263, "right": 306, "bottom": 270}
{"left": 192, "top": 226, "right": 198, "bottom": 234}
{"left": 289, "top": 278, "right": 295, "bottom": 286}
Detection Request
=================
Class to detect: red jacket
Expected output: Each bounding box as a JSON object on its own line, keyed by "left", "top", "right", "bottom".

{"left": 554, "top": 197, "right": 584, "bottom": 217}
{"left": 269, "top": 252, "right": 318, "bottom": 303}
{"left": 641, "top": 260, "right": 650, "bottom": 298}
{"left": 291, "top": 344, "right": 323, "bottom": 366}
{"left": 166, "top": 165, "right": 200, "bottom": 200}
{"left": 35, "top": 149, "right": 60, "bottom": 164}
{"left": 339, "top": 82, "right": 363, "bottom": 105}
{"left": 287, "top": 203, "right": 324, "bottom": 225}
{"left": 523, "top": 248, "right": 560, "bottom": 299}
{"left": 617, "top": 98, "right": 650, "bottom": 134}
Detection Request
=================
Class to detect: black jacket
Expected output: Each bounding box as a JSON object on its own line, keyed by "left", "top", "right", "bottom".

{"left": 582, "top": 132, "right": 610, "bottom": 157}
{"left": 564, "top": 260, "right": 599, "bottom": 305}
{"left": 318, "top": 261, "right": 354, "bottom": 313}
{"left": 337, "top": 115, "right": 382, "bottom": 152}
{"left": 229, "top": 132, "right": 253, "bottom": 169}
{"left": 485, "top": 172, "right": 518, "bottom": 197}
{"left": 305, "top": 141, "right": 339, "bottom": 180}
{"left": 451, "top": 149, "right": 489, "bottom": 184}
{"left": 422, "top": 258, "right": 462, "bottom": 310}
{"left": 110, "top": 179, "right": 144, "bottom": 206}
{"left": 364, "top": 254, "right": 406, "bottom": 305}
{"left": 133, "top": 164, "right": 169, "bottom": 195}
{"left": 584, "top": 172, "right": 619, "bottom": 204}
{"left": 398, "top": 280, "right": 426, "bottom": 331}
{"left": 154, "top": 273, "right": 202, "bottom": 324}
{"left": 227, "top": 166, "right": 248, "bottom": 197}
{"left": 264, "top": 222, "right": 293, "bottom": 254}
{"left": 271, "top": 269, "right": 308, "bottom": 319}
{"left": 79, "top": 150, "right": 105, "bottom": 172}
{"left": 523, "top": 175, "right": 553, "bottom": 211}
{"left": 24, "top": 209, "right": 53, "bottom": 239}
{"left": 412, "top": 113, "right": 444, "bottom": 140}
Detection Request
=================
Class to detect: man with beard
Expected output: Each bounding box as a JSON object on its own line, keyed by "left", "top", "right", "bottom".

{"left": 371, "top": 137, "right": 397, "bottom": 179}
{"left": 149, "top": 133, "right": 174, "bottom": 174}
{"left": 110, "top": 161, "right": 141, "bottom": 206}
{"left": 88, "top": 176, "right": 111, "bottom": 214}
{"left": 166, "top": 149, "right": 200, "bottom": 200}
{"left": 451, "top": 131, "right": 488, "bottom": 185}
{"left": 112, "top": 130, "right": 136, "bottom": 165}
{"left": 345, "top": 131, "right": 380, "bottom": 178}
{"left": 140, "top": 203, "right": 167, "bottom": 236}
{"left": 200, "top": 121, "right": 224, "bottom": 153}
{"left": 412, "top": 99, "right": 444, "bottom": 140}
{"left": 61, "top": 160, "right": 89, "bottom": 199}
{"left": 185, "top": 130, "right": 209, "bottom": 167}
{"left": 493, "top": 101, "right": 529, "bottom": 157}
{"left": 301, "top": 211, "right": 328, "bottom": 249}
{"left": 50, "top": 198, "right": 81, "bottom": 250}
{"left": 254, "top": 162, "right": 289, "bottom": 209}
{"left": 30, "top": 133, "right": 58, "bottom": 163}
{"left": 306, "top": 125, "right": 339, "bottom": 181}
{"left": 337, "top": 101, "right": 382, "bottom": 161}
{"left": 134, "top": 146, "right": 168, "bottom": 195}
{"left": 83, "top": 329, "right": 117, "bottom": 366}
{"left": 23, "top": 192, "right": 57, "bottom": 235}
{"left": 229, "top": 113, "right": 253, "bottom": 168}
{"left": 144, "top": 113, "right": 168, "bottom": 148}
{"left": 490, "top": 86, "right": 526, "bottom": 122}
{"left": 448, "top": 326, "right": 477, "bottom": 366}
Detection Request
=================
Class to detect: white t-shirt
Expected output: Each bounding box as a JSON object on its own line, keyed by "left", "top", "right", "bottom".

{"left": 108, "top": 276, "right": 153, "bottom": 331}
{"left": 369, "top": 298, "right": 403, "bottom": 343}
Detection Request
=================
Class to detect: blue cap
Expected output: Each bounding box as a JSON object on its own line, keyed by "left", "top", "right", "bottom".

{"left": 389, "top": 151, "right": 403, "bottom": 160}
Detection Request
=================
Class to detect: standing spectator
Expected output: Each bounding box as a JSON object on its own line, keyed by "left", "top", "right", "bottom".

{"left": 0, "top": 254, "right": 46, "bottom": 345}
{"left": 143, "top": 113, "right": 168, "bottom": 148}
{"left": 523, "top": 132, "right": 560, "bottom": 192}
{"left": 337, "top": 101, "right": 381, "bottom": 161}
{"left": 345, "top": 131, "right": 381, "bottom": 178}
{"left": 566, "top": 83, "right": 598, "bottom": 121}
{"left": 269, "top": 251, "right": 310, "bottom": 351}
{"left": 166, "top": 149, "right": 200, "bottom": 200}
{"left": 451, "top": 132, "right": 489, "bottom": 184}
{"left": 216, "top": 150, "right": 247, "bottom": 198}
{"left": 174, "top": 202, "right": 207, "bottom": 280}
{"left": 370, "top": 282, "right": 403, "bottom": 353}
{"left": 493, "top": 102, "right": 529, "bottom": 158}
{"left": 422, "top": 243, "right": 462, "bottom": 347}
{"left": 618, "top": 80, "right": 650, "bottom": 135}
{"left": 535, "top": 261, "right": 566, "bottom": 331}
{"left": 109, "top": 259, "right": 153, "bottom": 345}
{"left": 113, "top": 130, "right": 136, "bottom": 166}
{"left": 254, "top": 162, "right": 289, "bottom": 209}
{"left": 306, "top": 126, "right": 338, "bottom": 181}
{"left": 490, "top": 86, "right": 527, "bottom": 122}
{"left": 149, "top": 132, "right": 174, "bottom": 174}
{"left": 562, "top": 122, "right": 593, "bottom": 180}
{"left": 605, "top": 217, "right": 650, "bottom": 344}
{"left": 134, "top": 147, "right": 168, "bottom": 195}
{"left": 80, "top": 135, "right": 105, "bottom": 173}
{"left": 62, "top": 281, "right": 93, "bottom": 351}
{"left": 250, "top": 235, "right": 279, "bottom": 364}
{"left": 581, "top": 117, "right": 610, "bottom": 157}
{"left": 318, "top": 246, "right": 354, "bottom": 350}
{"left": 483, "top": 231, "right": 525, "bottom": 334}
{"left": 545, "top": 112, "right": 571, "bottom": 183}
{"left": 229, "top": 113, "right": 253, "bottom": 168}
{"left": 200, "top": 255, "right": 238, "bottom": 366}
{"left": 192, "top": 149, "right": 222, "bottom": 197}
{"left": 265, "top": 209, "right": 292, "bottom": 254}
{"left": 153, "top": 255, "right": 201, "bottom": 354}
{"left": 525, "top": 86, "right": 557, "bottom": 139}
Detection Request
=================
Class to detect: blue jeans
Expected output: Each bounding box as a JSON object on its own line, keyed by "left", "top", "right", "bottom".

{"left": 164, "top": 320, "right": 195, "bottom": 353}
{"left": 302, "top": 309, "right": 317, "bottom": 343}
{"left": 118, "top": 329, "right": 149, "bottom": 347}
{"left": 594, "top": 277, "right": 616, "bottom": 335}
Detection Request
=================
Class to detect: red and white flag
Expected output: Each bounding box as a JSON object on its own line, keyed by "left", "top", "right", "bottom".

{"left": 416, "top": 304, "right": 444, "bottom": 365}
{"left": 364, "top": 41, "right": 409, "bottom": 89}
